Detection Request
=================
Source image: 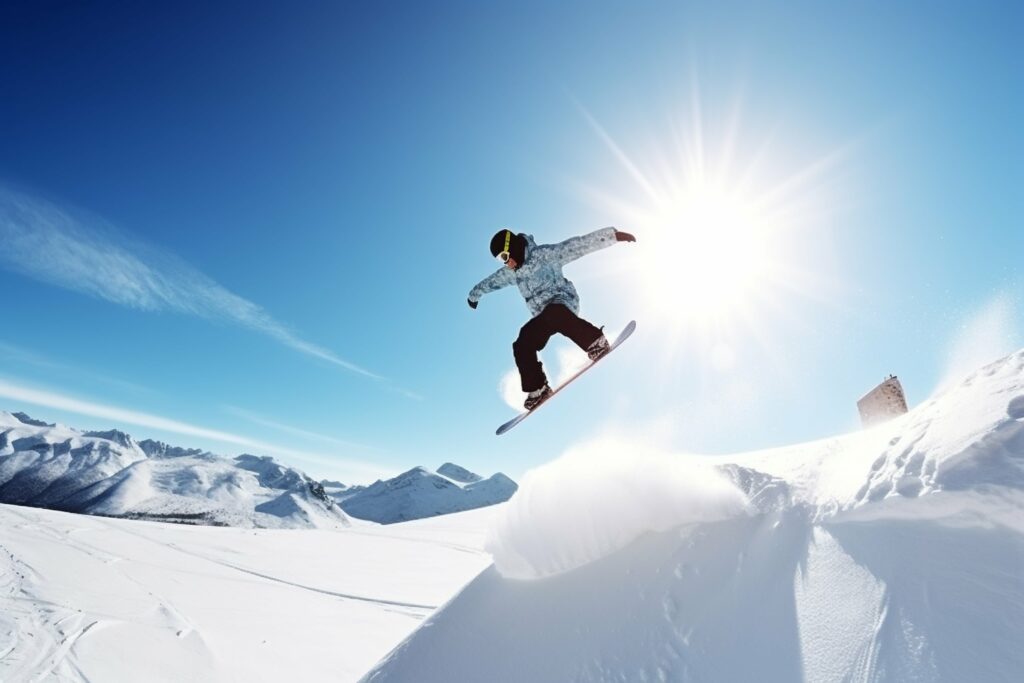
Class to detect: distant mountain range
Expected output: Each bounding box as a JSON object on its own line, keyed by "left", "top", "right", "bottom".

{"left": 327, "top": 462, "right": 518, "bottom": 524}
{"left": 0, "top": 411, "right": 516, "bottom": 529}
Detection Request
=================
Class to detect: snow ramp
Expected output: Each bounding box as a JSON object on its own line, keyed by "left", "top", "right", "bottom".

{"left": 362, "top": 350, "right": 1024, "bottom": 682}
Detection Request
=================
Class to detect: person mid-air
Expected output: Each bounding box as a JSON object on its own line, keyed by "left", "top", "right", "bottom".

{"left": 468, "top": 227, "right": 636, "bottom": 410}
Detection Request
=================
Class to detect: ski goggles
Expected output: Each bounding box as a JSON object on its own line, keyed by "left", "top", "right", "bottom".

{"left": 495, "top": 231, "right": 512, "bottom": 263}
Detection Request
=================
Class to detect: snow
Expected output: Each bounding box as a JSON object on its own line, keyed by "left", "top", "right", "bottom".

{"left": 0, "top": 412, "right": 517, "bottom": 530}
{"left": 338, "top": 464, "right": 517, "bottom": 524}
{"left": 3, "top": 350, "right": 1024, "bottom": 681}
{"left": 734, "top": 348, "right": 1024, "bottom": 531}
{"left": 0, "top": 415, "right": 350, "bottom": 529}
{"left": 793, "top": 526, "right": 887, "bottom": 682}
{"left": 436, "top": 462, "right": 482, "bottom": 483}
{"left": 0, "top": 504, "right": 493, "bottom": 682}
{"left": 364, "top": 349, "right": 1024, "bottom": 682}
{"left": 487, "top": 443, "right": 748, "bottom": 579}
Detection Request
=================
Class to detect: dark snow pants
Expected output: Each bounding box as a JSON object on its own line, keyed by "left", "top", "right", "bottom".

{"left": 513, "top": 303, "right": 603, "bottom": 392}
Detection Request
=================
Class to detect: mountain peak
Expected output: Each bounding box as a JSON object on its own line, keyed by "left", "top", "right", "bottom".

{"left": 83, "top": 429, "right": 135, "bottom": 449}
{"left": 11, "top": 411, "right": 54, "bottom": 428}
{"left": 338, "top": 463, "right": 517, "bottom": 524}
{"left": 234, "top": 453, "right": 305, "bottom": 491}
{"left": 437, "top": 462, "right": 482, "bottom": 483}
{"left": 138, "top": 439, "right": 208, "bottom": 459}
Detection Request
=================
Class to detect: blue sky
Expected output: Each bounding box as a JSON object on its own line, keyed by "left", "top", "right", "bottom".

{"left": 1, "top": 1, "right": 1021, "bottom": 483}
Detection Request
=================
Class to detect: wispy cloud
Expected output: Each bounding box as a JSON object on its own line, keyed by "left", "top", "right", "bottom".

{"left": 0, "top": 186, "right": 380, "bottom": 380}
{"left": 0, "top": 340, "right": 154, "bottom": 395}
{"left": 0, "top": 377, "right": 392, "bottom": 483}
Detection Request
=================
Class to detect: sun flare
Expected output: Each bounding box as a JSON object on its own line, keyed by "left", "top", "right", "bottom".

{"left": 641, "top": 184, "right": 774, "bottom": 322}
{"left": 579, "top": 92, "right": 845, "bottom": 373}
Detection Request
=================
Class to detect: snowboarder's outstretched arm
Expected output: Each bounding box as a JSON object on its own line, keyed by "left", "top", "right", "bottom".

{"left": 467, "top": 266, "right": 515, "bottom": 309}
{"left": 551, "top": 227, "right": 635, "bottom": 265}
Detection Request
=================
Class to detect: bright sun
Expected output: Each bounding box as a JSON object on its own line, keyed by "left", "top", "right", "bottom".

{"left": 642, "top": 184, "right": 773, "bottom": 323}
{"left": 578, "top": 95, "right": 842, "bottom": 372}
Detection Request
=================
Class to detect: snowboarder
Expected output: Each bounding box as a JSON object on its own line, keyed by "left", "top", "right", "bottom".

{"left": 467, "top": 227, "right": 637, "bottom": 410}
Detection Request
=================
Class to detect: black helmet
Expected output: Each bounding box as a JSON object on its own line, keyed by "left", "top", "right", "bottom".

{"left": 489, "top": 229, "right": 526, "bottom": 266}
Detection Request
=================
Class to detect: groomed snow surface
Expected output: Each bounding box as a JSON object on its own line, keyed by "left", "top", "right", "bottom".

{"left": 4, "top": 349, "right": 1024, "bottom": 682}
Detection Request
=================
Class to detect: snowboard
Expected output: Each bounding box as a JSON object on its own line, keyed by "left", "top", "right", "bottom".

{"left": 496, "top": 320, "right": 636, "bottom": 435}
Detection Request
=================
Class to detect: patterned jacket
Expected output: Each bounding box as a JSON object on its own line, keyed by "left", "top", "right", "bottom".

{"left": 468, "top": 228, "right": 618, "bottom": 317}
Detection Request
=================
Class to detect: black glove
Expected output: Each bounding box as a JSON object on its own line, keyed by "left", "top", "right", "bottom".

{"left": 468, "top": 298, "right": 478, "bottom": 309}
{"left": 614, "top": 230, "right": 636, "bottom": 242}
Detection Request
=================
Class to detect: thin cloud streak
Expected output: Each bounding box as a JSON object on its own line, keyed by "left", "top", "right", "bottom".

{"left": 0, "top": 186, "right": 381, "bottom": 380}
{"left": 0, "top": 378, "right": 391, "bottom": 483}
{"left": 0, "top": 340, "right": 154, "bottom": 395}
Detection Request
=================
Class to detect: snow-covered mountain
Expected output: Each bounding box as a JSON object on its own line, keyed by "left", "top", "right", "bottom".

{"left": 363, "top": 349, "right": 1024, "bottom": 682}
{"left": 333, "top": 463, "right": 517, "bottom": 524}
{"left": 0, "top": 412, "right": 349, "bottom": 529}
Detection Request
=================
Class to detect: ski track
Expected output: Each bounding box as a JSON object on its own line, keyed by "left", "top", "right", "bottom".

{"left": 0, "top": 506, "right": 209, "bottom": 682}
{"left": 0, "top": 528, "right": 100, "bottom": 682}
{"left": 88, "top": 515, "right": 441, "bottom": 614}
{"left": 1, "top": 502, "right": 486, "bottom": 681}
{"left": 175, "top": 552, "right": 437, "bottom": 613}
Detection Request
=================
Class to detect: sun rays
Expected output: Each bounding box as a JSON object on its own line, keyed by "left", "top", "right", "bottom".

{"left": 577, "top": 85, "right": 851, "bottom": 379}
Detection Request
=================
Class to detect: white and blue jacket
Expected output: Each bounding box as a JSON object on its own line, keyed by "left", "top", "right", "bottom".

{"left": 468, "top": 228, "right": 617, "bottom": 317}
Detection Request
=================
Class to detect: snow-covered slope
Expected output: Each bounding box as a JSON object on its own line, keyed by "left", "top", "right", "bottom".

{"left": 364, "top": 350, "right": 1024, "bottom": 682}
{"left": 0, "top": 413, "right": 349, "bottom": 529}
{"left": 337, "top": 463, "right": 517, "bottom": 524}
{"left": 0, "top": 503, "right": 493, "bottom": 682}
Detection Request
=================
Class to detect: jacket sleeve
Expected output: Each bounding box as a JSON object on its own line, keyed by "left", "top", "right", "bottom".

{"left": 468, "top": 266, "right": 515, "bottom": 304}
{"left": 549, "top": 227, "right": 618, "bottom": 265}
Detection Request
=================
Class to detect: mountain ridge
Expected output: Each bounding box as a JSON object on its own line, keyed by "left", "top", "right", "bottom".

{"left": 0, "top": 411, "right": 517, "bottom": 529}
{"left": 0, "top": 412, "right": 346, "bottom": 529}
{"left": 327, "top": 462, "right": 517, "bottom": 524}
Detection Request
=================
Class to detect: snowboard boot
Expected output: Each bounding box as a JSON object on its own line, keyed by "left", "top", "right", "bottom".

{"left": 524, "top": 383, "right": 552, "bottom": 410}
{"left": 586, "top": 334, "right": 611, "bottom": 362}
